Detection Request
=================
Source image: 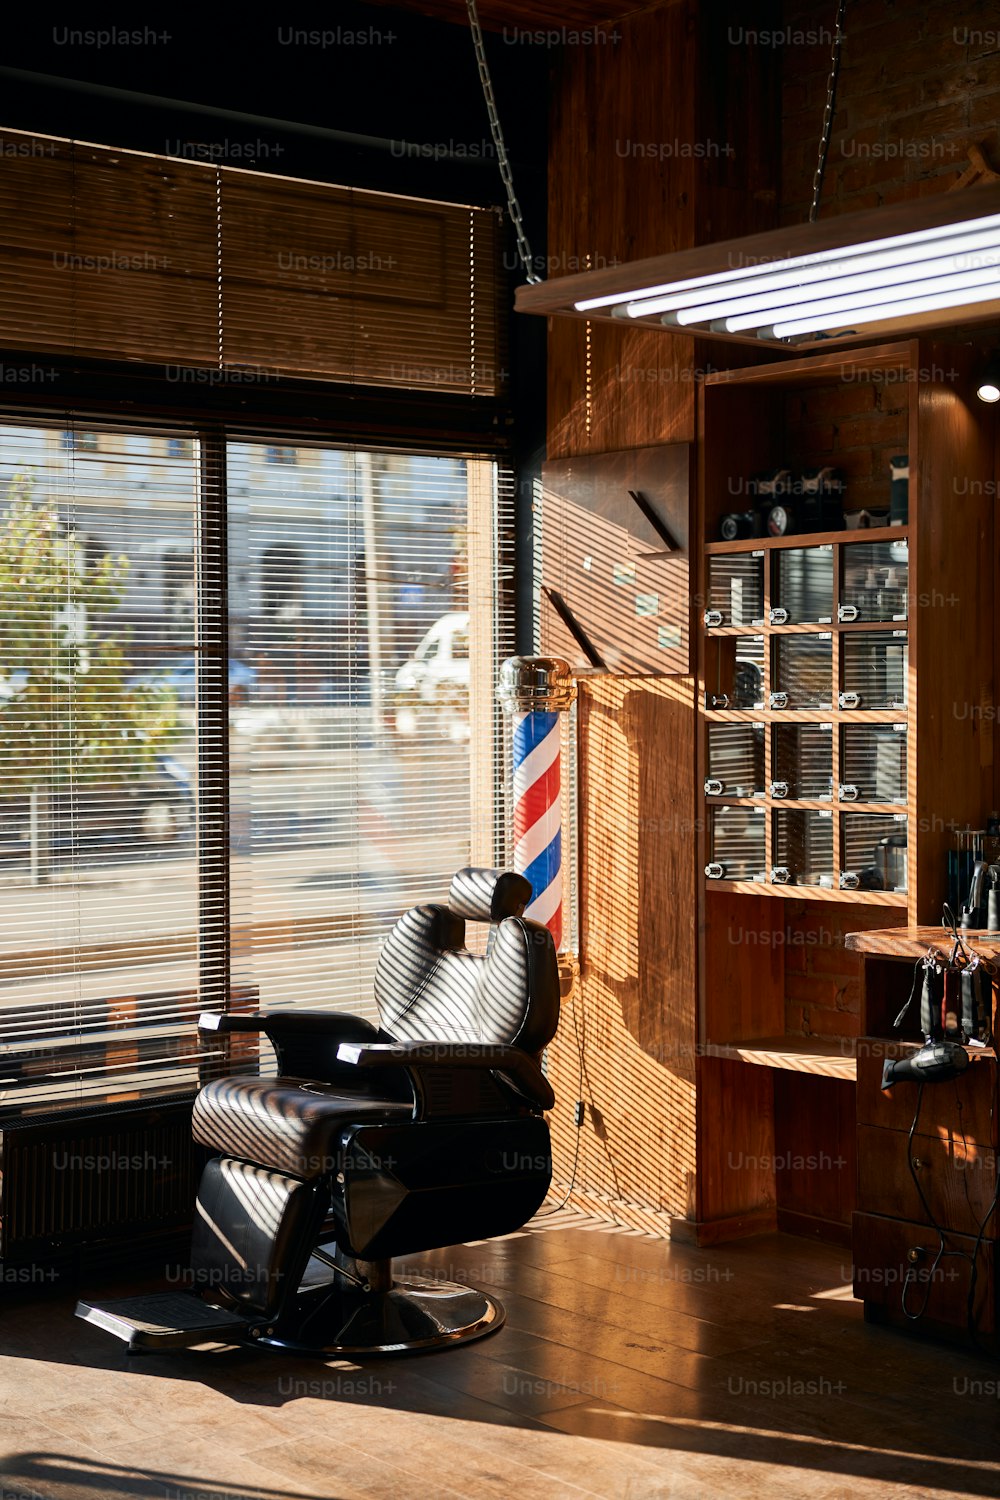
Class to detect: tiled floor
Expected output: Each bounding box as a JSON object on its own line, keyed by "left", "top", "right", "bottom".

{"left": 1, "top": 1212, "right": 998, "bottom": 1500}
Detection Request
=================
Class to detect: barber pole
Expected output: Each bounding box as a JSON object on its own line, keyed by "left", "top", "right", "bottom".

{"left": 498, "top": 657, "right": 576, "bottom": 951}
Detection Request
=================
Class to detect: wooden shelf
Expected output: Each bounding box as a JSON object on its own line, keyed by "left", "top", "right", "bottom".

{"left": 704, "top": 707, "right": 905, "bottom": 722}
{"left": 705, "top": 1035, "right": 857, "bottom": 1081}
{"left": 706, "top": 796, "right": 905, "bottom": 813}
{"left": 705, "top": 524, "right": 908, "bottom": 555}
{"left": 706, "top": 879, "right": 908, "bottom": 905}
{"left": 699, "top": 340, "right": 920, "bottom": 384}
{"left": 846, "top": 926, "right": 1000, "bottom": 960}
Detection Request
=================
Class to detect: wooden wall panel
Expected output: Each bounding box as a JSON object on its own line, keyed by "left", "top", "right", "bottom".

{"left": 774, "top": 1071, "right": 856, "bottom": 1245}
{"left": 545, "top": 674, "right": 699, "bottom": 1231}
{"left": 541, "top": 444, "right": 692, "bottom": 675}
{"left": 542, "top": 2, "right": 781, "bottom": 1232}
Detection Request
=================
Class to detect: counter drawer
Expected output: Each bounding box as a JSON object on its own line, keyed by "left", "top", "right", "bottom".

{"left": 857, "top": 1124, "right": 998, "bottom": 1238}
{"left": 856, "top": 1040, "right": 998, "bottom": 1147}
{"left": 853, "top": 1210, "right": 995, "bottom": 1333}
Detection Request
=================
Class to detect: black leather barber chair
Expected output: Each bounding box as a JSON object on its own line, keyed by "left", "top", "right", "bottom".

{"left": 76, "top": 868, "right": 559, "bottom": 1356}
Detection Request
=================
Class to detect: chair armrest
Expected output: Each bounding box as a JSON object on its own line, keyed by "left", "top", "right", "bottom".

{"left": 198, "top": 1010, "right": 372, "bottom": 1037}
{"left": 337, "top": 1041, "right": 555, "bottom": 1111}
{"left": 199, "top": 1011, "right": 268, "bottom": 1034}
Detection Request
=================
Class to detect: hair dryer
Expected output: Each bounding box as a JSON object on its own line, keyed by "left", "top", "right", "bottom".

{"left": 881, "top": 1038, "right": 970, "bottom": 1090}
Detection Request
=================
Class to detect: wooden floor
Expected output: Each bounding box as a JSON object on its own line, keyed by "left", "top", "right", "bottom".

{"left": 1, "top": 1213, "right": 999, "bottom": 1500}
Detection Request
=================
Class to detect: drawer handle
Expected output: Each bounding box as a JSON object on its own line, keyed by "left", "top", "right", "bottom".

{"left": 769, "top": 607, "right": 789, "bottom": 625}
{"left": 704, "top": 609, "right": 724, "bottom": 628}
{"left": 704, "top": 779, "right": 724, "bottom": 796}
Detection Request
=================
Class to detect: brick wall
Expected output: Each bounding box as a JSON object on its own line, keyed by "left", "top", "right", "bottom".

{"left": 782, "top": 901, "right": 902, "bottom": 1039}
{"left": 782, "top": 0, "right": 1000, "bottom": 221}
{"left": 782, "top": 375, "right": 909, "bottom": 515}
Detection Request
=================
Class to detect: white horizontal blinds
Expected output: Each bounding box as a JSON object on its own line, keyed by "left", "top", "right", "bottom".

{"left": 227, "top": 443, "right": 509, "bottom": 1026}
{"left": 0, "top": 419, "right": 205, "bottom": 1111}
{"left": 0, "top": 133, "right": 217, "bottom": 363}
{"left": 0, "top": 129, "right": 506, "bottom": 396}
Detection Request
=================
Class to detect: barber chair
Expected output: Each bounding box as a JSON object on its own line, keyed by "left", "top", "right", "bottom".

{"left": 76, "top": 868, "right": 559, "bottom": 1357}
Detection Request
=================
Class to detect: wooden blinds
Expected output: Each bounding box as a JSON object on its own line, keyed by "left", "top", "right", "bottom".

{"left": 0, "top": 129, "right": 507, "bottom": 396}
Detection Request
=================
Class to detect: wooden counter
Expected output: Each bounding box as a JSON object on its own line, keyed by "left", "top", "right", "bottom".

{"left": 846, "top": 927, "right": 1000, "bottom": 961}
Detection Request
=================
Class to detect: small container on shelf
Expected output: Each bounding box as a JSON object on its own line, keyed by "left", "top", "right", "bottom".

{"left": 705, "top": 635, "right": 765, "bottom": 709}
{"left": 771, "top": 722, "right": 833, "bottom": 799}
{"left": 772, "top": 808, "right": 834, "bottom": 887}
{"left": 840, "top": 812, "right": 908, "bottom": 892}
{"left": 705, "top": 553, "right": 765, "bottom": 628}
{"left": 771, "top": 633, "right": 833, "bottom": 709}
{"left": 772, "top": 546, "right": 834, "bottom": 624}
{"left": 705, "top": 724, "right": 765, "bottom": 797}
{"left": 840, "top": 630, "right": 908, "bottom": 710}
{"left": 705, "top": 805, "right": 767, "bottom": 882}
{"left": 839, "top": 540, "right": 908, "bottom": 623}
{"left": 839, "top": 723, "right": 907, "bottom": 803}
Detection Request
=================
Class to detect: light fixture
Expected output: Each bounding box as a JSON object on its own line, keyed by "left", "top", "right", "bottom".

{"left": 976, "top": 358, "right": 1000, "bottom": 403}
{"left": 515, "top": 184, "right": 1000, "bottom": 351}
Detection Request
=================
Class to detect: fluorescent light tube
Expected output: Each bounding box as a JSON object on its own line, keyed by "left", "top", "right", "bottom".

{"left": 772, "top": 278, "right": 1000, "bottom": 338}
{"left": 668, "top": 242, "right": 1000, "bottom": 330}
{"left": 573, "top": 208, "right": 1000, "bottom": 314}
{"left": 718, "top": 254, "right": 1000, "bottom": 333}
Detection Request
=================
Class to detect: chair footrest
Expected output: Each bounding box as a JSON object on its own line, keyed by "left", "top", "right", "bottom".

{"left": 75, "top": 1293, "right": 253, "bottom": 1351}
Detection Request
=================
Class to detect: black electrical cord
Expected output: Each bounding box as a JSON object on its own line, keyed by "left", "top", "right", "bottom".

{"left": 966, "top": 1170, "right": 1000, "bottom": 1356}
{"left": 900, "top": 1079, "right": 1000, "bottom": 1357}
{"left": 901, "top": 1084, "right": 950, "bottom": 1321}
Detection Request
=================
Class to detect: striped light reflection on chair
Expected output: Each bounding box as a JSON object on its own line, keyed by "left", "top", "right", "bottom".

{"left": 511, "top": 710, "right": 563, "bottom": 947}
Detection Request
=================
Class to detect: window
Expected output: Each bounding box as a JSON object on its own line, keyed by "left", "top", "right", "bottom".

{"left": 260, "top": 544, "right": 304, "bottom": 621}
{"left": 226, "top": 443, "right": 509, "bottom": 1024}
{"left": 0, "top": 420, "right": 200, "bottom": 1110}
{"left": 60, "top": 430, "right": 98, "bottom": 452}
{"left": 0, "top": 419, "right": 512, "bottom": 1111}
{"left": 265, "top": 447, "right": 298, "bottom": 466}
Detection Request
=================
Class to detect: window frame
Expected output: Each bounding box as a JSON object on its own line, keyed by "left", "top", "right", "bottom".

{"left": 0, "top": 386, "right": 515, "bottom": 1115}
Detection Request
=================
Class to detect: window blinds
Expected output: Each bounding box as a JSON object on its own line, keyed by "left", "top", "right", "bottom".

{"left": 0, "top": 129, "right": 507, "bottom": 396}
{"left": 223, "top": 442, "right": 515, "bottom": 1049}
{"left": 0, "top": 419, "right": 205, "bottom": 1109}
{"left": 0, "top": 417, "right": 514, "bottom": 1113}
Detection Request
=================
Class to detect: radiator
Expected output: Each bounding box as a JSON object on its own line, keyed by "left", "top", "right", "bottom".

{"left": 0, "top": 1099, "right": 202, "bottom": 1260}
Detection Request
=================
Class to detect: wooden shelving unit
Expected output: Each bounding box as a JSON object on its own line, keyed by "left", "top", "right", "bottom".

{"left": 693, "top": 337, "right": 997, "bottom": 1248}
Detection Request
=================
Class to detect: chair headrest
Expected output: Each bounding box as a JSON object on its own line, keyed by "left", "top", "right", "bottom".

{"left": 449, "top": 867, "right": 532, "bottom": 923}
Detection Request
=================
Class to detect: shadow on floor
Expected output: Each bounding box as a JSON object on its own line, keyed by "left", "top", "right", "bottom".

{"left": 2, "top": 1214, "right": 999, "bottom": 1499}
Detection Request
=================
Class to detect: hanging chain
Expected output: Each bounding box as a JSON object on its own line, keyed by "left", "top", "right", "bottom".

{"left": 809, "top": 0, "right": 847, "bottom": 223}
{"left": 466, "top": 0, "right": 541, "bottom": 282}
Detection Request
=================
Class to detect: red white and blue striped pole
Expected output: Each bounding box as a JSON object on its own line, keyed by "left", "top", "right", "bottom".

{"left": 499, "top": 657, "right": 576, "bottom": 952}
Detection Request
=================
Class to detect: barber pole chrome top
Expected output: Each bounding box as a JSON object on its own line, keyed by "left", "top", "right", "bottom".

{"left": 498, "top": 657, "right": 576, "bottom": 714}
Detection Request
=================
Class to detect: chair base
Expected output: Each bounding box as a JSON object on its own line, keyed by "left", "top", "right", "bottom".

{"left": 75, "top": 1274, "right": 504, "bottom": 1357}
{"left": 264, "top": 1275, "right": 505, "bottom": 1356}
